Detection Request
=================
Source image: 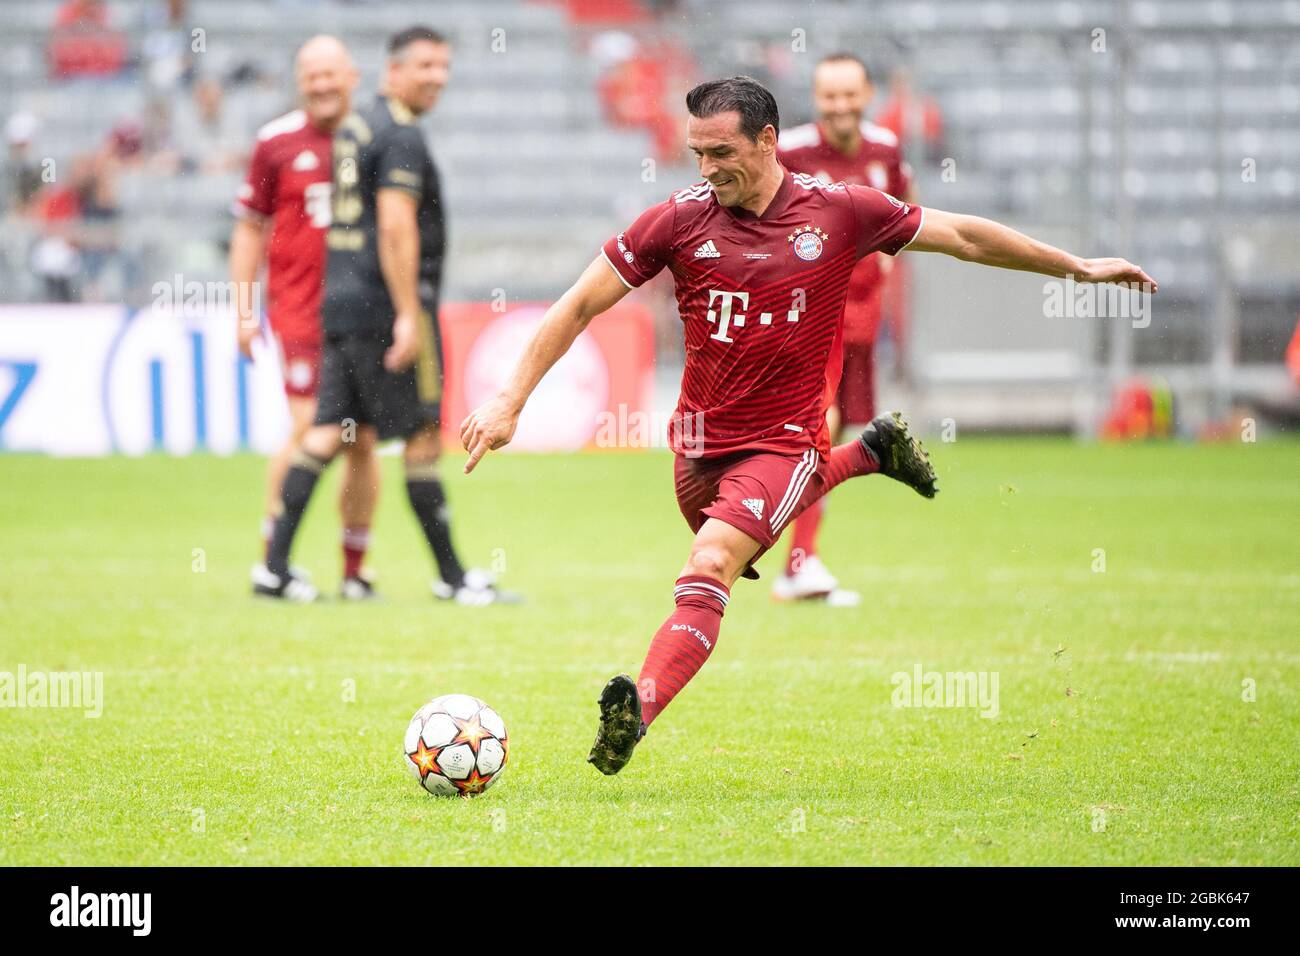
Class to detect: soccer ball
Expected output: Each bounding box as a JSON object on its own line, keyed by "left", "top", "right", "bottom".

{"left": 404, "top": 694, "right": 509, "bottom": 797}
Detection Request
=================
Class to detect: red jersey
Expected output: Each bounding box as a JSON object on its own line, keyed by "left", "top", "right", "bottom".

{"left": 778, "top": 121, "right": 911, "bottom": 343}
{"left": 234, "top": 109, "right": 332, "bottom": 346}
{"left": 601, "top": 170, "right": 922, "bottom": 459}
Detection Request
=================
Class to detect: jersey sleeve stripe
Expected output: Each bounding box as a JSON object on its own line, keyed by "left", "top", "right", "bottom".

{"left": 673, "top": 182, "right": 713, "bottom": 203}
{"left": 600, "top": 247, "right": 637, "bottom": 289}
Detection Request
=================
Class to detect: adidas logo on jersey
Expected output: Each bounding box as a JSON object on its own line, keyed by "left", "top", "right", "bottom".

{"left": 292, "top": 149, "right": 320, "bottom": 171}
{"left": 742, "top": 497, "right": 764, "bottom": 520}
{"left": 694, "top": 239, "right": 721, "bottom": 258}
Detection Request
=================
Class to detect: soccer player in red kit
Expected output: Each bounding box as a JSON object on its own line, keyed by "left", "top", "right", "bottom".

{"left": 775, "top": 52, "right": 911, "bottom": 606}
{"left": 460, "top": 77, "right": 1156, "bottom": 775}
{"left": 231, "top": 36, "right": 382, "bottom": 601}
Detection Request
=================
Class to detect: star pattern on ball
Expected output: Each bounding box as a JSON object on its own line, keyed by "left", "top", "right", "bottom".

{"left": 407, "top": 739, "right": 442, "bottom": 780}
{"left": 451, "top": 713, "right": 492, "bottom": 755}
{"left": 453, "top": 767, "right": 492, "bottom": 796}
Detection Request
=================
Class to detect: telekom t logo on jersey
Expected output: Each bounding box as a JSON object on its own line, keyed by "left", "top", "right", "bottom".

{"left": 706, "top": 289, "right": 802, "bottom": 343}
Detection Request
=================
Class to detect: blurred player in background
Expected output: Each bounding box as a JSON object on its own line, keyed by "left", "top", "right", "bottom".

{"left": 262, "top": 26, "right": 512, "bottom": 605}
{"left": 460, "top": 76, "right": 1155, "bottom": 775}
{"left": 775, "top": 52, "right": 912, "bottom": 607}
{"left": 234, "top": 36, "right": 383, "bottom": 601}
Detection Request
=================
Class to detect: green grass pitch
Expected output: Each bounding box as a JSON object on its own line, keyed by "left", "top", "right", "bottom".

{"left": 1, "top": 438, "right": 1297, "bottom": 865}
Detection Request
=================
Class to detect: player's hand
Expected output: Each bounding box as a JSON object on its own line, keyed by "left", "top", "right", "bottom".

{"left": 237, "top": 319, "right": 259, "bottom": 360}
{"left": 1077, "top": 258, "right": 1158, "bottom": 292}
{"left": 459, "top": 395, "right": 521, "bottom": 475}
{"left": 385, "top": 312, "right": 420, "bottom": 371}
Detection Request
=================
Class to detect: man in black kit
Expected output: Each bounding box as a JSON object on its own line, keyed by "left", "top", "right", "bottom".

{"left": 259, "top": 26, "right": 514, "bottom": 606}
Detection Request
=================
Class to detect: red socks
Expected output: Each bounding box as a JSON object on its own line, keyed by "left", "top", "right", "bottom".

{"left": 637, "top": 442, "right": 878, "bottom": 727}
{"left": 783, "top": 440, "right": 879, "bottom": 572}
{"left": 265, "top": 519, "right": 370, "bottom": 577}
{"left": 786, "top": 498, "right": 824, "bottom": 574}
{"left": 343, "top": 526, "right": 370, "bottom": 579}
{"left": 822, "top": 438, "right": 879, "bottom": 490}
{"left": 638, "top": 575, "right": 729, "bottom": 727}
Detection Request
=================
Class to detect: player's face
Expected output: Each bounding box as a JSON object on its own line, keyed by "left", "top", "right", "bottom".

{"left": 687, "top": 112, "right": 775, "bottom": 208}
{"left": 389, "top": 40, "right": 452, "bottom": 115}
{"left": 297, "top": 51, "right": 358, "bottom": 130}
{"left": 813, "top": 60, "right": 872, "bottom": 142}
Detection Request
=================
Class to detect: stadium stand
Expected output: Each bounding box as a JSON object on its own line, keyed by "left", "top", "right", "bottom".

{"left": 1, "top": 0, "right": 1297, "bottom": 428}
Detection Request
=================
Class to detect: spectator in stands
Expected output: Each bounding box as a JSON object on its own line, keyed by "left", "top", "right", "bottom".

{"left": 75, "top": 135, "right": 129, "bottom": 301}
{"left": 30, "top": 175, "right": 83, "bottom": 303}
{"left": 4, "top": 113, "right": 46, "bottom": 216}
{"left": 49, "top": 0, "right": 127, "bottom": 79}
{"left": 139, "top": 0, "right": 194, "bottom": 92}
{"left": 594, "top": 31, "right": 694, "bottom": 162}
{"left": 876, "top": 66, "right": 945, "bottom": 165}
{"left": 172, "top": 75, "right": 248, "bottom": 174}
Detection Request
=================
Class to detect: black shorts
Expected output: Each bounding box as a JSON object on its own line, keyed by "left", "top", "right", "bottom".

{"left": 314, "top": 309, "right": 443, "bottom": 441}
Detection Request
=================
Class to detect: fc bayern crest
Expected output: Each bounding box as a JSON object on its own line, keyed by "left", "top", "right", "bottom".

{"left": 789, "top": 224, "right": 827, "bottom": 261}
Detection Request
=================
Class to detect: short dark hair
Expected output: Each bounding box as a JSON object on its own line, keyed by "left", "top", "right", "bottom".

{"left": 685, "top": 76, "right": 780, "bottom": 141}
{"left": 388, "top": 26, "right": 448, "bottom": 58}
{"left": 817, "top": 51, "right": 871, "bottom": 85}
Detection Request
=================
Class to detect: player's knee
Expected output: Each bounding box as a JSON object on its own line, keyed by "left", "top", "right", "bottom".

{"left": 403, "top": 425, "right": 441, "bottom": 466}
{"left": 343, "top": 426, "right": 378, "bottom": 457}
{"left": 286, "top": 399, "right": 316, "bottom": 443}
{"left": 301, "top": 424, "right": 343, "bottom": 461}
{"left": 682, "top": 544, "right": 731, "bottom": 582}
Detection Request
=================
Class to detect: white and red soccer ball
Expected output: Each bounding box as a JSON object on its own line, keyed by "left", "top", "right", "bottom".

{"left": 404, "top": 694, "right": 508, "bottom": 797}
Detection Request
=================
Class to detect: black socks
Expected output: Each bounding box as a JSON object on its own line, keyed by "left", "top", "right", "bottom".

{"left": 266, "top": 450, "right": 330, "bottom": 578}
{"left": 405, "top": 462, "right": 466, "bottom": 589}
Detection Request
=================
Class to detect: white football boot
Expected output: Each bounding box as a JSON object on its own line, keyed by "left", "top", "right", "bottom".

{"left": 771, "top": 555, "right": 860, "bottom": 607}
{"left": 250, "top": 563, "right": 319, "bottom": 603}
{"left": 431, "top": 568, "right": 522, "bottom": 606}
{"left": 339, "top": 571, "right": 379, "bottom": 601}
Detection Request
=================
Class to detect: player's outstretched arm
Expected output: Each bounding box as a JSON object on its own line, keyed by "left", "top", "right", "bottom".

{"left": 460, "top": 255, "right": 631, "bottom": 474}
{"left": 907, "top": 208, "right": 1158, "bottom": 290}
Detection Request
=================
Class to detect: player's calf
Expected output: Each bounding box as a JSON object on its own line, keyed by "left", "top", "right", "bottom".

{"left": 264, "top": 444, "right": 337, "bottom": 580}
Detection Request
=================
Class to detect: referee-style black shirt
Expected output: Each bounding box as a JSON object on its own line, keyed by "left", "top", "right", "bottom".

{"left": 322, "top": 94, "right": 445, "bottom": 339}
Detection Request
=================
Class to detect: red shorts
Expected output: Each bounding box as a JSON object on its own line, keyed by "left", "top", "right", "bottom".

{"left": 674, "top": 449, "right": 827, "bottom": 577}
{"left": 834, "top": 339, "right": 875, "bottom": 425}
{"left": 276, "top": 336, "right": 321, "bottom": 399}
